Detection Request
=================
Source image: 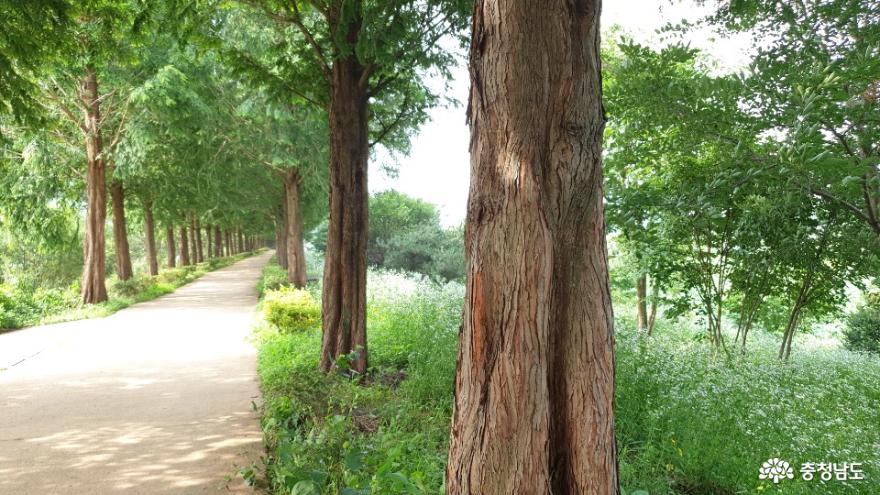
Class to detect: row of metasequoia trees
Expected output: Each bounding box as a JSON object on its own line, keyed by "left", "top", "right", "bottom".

{"left": 7, "top": 0, "right": 873, "bottom": 492}
{"left": 1, "top": 0, "right": 622, "bottom": 491}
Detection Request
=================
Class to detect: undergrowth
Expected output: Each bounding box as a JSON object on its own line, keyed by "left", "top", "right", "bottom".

{"left": 0, "top": 250, "right": 263, "bottom": 330}
{"left": 254, "top": 260, "right": 879, "bottom": 495}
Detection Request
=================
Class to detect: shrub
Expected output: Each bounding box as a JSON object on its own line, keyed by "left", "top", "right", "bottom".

{"left": 843, "top": 303, "right": 880, "bottom": 354}
{"left": 257, "top": 262, "right": 289, "bottom": 297}
{"left": 264, "top": 287, "right": 321, "bottom": 333}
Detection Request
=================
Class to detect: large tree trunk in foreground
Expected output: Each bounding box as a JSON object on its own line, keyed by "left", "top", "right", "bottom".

{"left": 143, "top": 201, "right": 159, "bottom": 276}
{"left": 166, "top": 226, "right": 176, "bottom": 268}
{"left": 285, "top": 169, "right": 308, "bottom": 287}
{"left": 319, "top": 54, "right": 370, "bottom": 374}
{"left": 446, "top": 1, "right": 618, "bottom": 493}
{"left": 80, "top": 67, "right": 108, "bottom": 304}
{"left": 110, "top": 180, "right": 133, "bottom": 281}
{"left": 179, "top": 226, "right": 191, "bottom": 266}
{"left": 636, "top": 274, "right": 648, "bottom": 332}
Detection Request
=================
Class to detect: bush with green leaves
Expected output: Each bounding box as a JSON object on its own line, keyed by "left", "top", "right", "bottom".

{"left": 843, "top": 301, "right": 880, "bottom": 355}
{"left": 263, "top": 287, "right": 321, "bottom": 333}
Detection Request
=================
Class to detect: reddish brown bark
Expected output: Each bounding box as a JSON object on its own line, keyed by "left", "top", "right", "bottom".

{"left": 284, "top": 169, "right": 308, "bottom": 287}
{"left": 194, "top": 218, "right": 204, "bottom": 263}
{"left": 143, "top": 201, "right": 159, "bottom": 276}
{"left": 80, "top": 66, "right": 108, "bottom": 304}
{"left": 109, "top": 180, "right": 133, "bottom": 281}
{"left": 189, "top": 216, "right": 199, "bottom": 264}
{"left": 179, "top": 226, "right": 191, "bottom": 266}
{"left": 165, "top": 226, "right": 176, "bottom": 268}
{"left": 319, "top": 40, "right": 370, "bottom": 374}
{"left": 446, "top": 1, "right": 618, "bottom": 493}
{"left": 215, "top": 226, "right": 222, "bottom": 257}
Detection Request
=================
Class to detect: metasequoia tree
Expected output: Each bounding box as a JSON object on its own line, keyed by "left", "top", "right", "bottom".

{"left": 236, "top": 0, "right": 468, "bottom": 373}
{"left": 446, "top": 1, "right": 619, "bottom": 493}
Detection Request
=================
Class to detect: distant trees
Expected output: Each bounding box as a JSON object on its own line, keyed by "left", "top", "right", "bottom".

{"left": 604, "top": 1, "right": 879, "bottom": 358}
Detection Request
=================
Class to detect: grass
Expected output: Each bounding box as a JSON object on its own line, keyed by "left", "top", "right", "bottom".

{"left": 253, "top": 260, "right": 880, "bottom": 495}
{"left": 0, "top": 250, "right": 263, "bottom": 331}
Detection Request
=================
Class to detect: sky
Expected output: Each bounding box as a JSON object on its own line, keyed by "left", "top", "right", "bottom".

{"left": 368, "top": 1, "right": 753, "bottom": 227}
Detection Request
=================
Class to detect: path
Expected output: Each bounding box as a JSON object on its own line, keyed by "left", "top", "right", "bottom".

{"left": 0, "top": 251, "right": 273, "bottom": 494}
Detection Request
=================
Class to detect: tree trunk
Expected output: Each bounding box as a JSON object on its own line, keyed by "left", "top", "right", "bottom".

{"left": 225, "top": 230, "right": 231, "bottom": 256}
{"left": 109, "top": 180, "right": 133, "bottom": 281}
{"left": 319, "top": 52, "right": 370, "bottom": 374}
{"left": 195, "top": 218, "right": 204, "bottom": 262}
{"left": 80, "top": 66, "right": 108, "bottom": 304}
{"left": 215, "top": 227, "right": 223, "bottom": 257}
{"left": 446, "top": 2, "right": 618, "bottom": 493}
{"left": 205, "top": 224, "right": 212, "bottom": 259}
{"left": 636, "top": 274, "right": 648, "bottom": 332}
{"left": 238, "top": 229, "right": 245, "bottom": 253}
{"left": 275, "top": 210, "right": 289, "bottom": 269}
{"left": 143, "top": 201, "right": 159, "bottom": 276}
{"left": 166, "top": 226, "right": 176, "bottom": 268}
{"left": 188, "top": 216, "right": 199, "bottom": 263}
{"left": 285, "top": 169, "right": 308, "bottom": 287}
{"left": 647, "top": 282, "right": 658, "bottom": 336}
{"left": 179, "top": 226, "right": 191, "bottom": 266}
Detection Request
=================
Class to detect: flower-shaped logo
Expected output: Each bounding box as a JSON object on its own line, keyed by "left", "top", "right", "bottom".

{"left": 759, "top": 458, "right": 795, "bottom": 484}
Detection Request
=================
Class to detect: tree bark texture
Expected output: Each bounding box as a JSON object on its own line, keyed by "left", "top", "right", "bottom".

{"left": 180, "top": 226, "right": 191, "bottom": 266}
{"left": 195, "top": 218, "right": 204, "bottom": 263}
{"left": 166, "top": 226, "right": 176, "bottom": 268}
{"left": 109, "top": 180, "right": 133, "bottom": 281}
{"left": 285, "top": 169, "right": 308, "bottom": 287}
{"left": 276, "top": 211, "right": 289, "bottom": 270}
{"left": 319, "top": 47, "right": 370, "bottom": 374}
{"left": 215, "top": 226, "right": 223, "bottom": 258}
{"left": 446, "top": 1, "right": 619, "bottom": 494}
{"left": 80, "top": 66, "right": 108, "bottom": 304}
{"left": 189, "top": 216, "right": 199, "bottom": 263}
{"left": 144, "top": 201, "right": 159, "bottom": 276}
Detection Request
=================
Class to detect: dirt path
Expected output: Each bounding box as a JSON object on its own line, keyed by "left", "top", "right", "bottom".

{"left": 0, "top": 251, "right": 273, "bottom": 494}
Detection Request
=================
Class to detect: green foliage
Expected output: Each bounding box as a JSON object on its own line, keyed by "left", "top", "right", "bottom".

{"left": 843, "top": 299, "right": 880, "bottom": 355}
{"left": 257, "top": 265, "right": 879, "bottom": 495}
{"left": 264, "top": 287, "right": 321, "bottom": 333}
{"left": 257, "top": 259, "right": 290, "bottom": 297}
{"left": 312, "top": 190, "right": 466, "bottom": 282}
{"left": 256, "top": 266, "right": 463, "bottom": 494}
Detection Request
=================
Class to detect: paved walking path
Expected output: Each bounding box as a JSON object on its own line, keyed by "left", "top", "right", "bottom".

{"left": 0, "top": 252, "right": 272, "bottom": 494}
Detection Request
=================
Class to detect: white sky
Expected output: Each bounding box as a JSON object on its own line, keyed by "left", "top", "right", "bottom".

{"left": 369, "top": 0, "right": 753, "bottom": 227}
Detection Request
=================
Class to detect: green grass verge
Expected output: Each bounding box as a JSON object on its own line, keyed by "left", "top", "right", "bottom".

{"left": 0, "top": 250, "right": 264, "bottom": 331}
{"left": 254, "top": 261, "right": 880, "bottom": 495}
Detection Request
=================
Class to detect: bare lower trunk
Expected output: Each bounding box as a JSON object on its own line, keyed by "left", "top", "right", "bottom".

{"left": 166, "top": 226, "right": 176, "bottom": 268}
{"left": 215, "top": 227, "right": 222, "bottom": 257}
{"left": 319, "top": 54, "right": 370, "bottom": 374}
{"left": 80, "top": 67, "right": 108, "bottom": 304}
{"left": 110, "top": 180, "right": 133, "bottom": 281}
{"left": 189, "top": 216, "right": 199, "bottom": 263}
{"left": 205, "top": 224, "right": 212, "bottom": 259}
{"left": 144, "top": 201, "right": 159, "bottom": 276}
{"left": 180, "top": 226, "right": 191, "bottom": 266}
{"left": 446, "top": 2, "right": 618, "bottom": 493}
{"left": 238, "top": 229, "right": 244, "bottom": 254}
{"left": 195, "top": 218, "right": 204, "bottom": 263}
{"left": 647, "top": 282, "right": 658, "bottom": 336}
{"left": 636, "top": 274, "right": 648, "bottom": 332}
{"left": 285, "top": 169, "right": 308, "bottom": 287}
{"left": 275, "top": 209, "right": 289, "bottom": 269}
